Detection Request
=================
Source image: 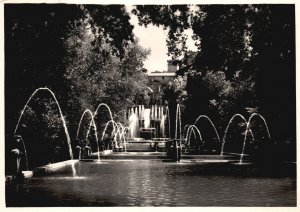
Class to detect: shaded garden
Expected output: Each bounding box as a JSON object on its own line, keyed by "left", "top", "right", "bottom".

{"left": 5, "top": 4, "right": 296, "bottom": 172}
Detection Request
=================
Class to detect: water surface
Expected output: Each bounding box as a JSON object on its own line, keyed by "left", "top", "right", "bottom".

{"left": 6, "top": 160, "right": 296, "bottom": 206}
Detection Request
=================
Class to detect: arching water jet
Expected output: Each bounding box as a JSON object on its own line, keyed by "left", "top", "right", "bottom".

{"left": 194, "top": 115, "right": 221, "bottom": 144}
{"left": 221, "top": 114, "right": 254, "bottom": 156}
{"left": 184, "top": 125, "right": 203, "bottom": 147}
{"left": 175, "top": 104, "right": 182, "bottom": 140}
{"left": 14, "top": 87, "right": 76, "bottom": 176}
{"left": 78, "top": 109, "right": 101, "bottom": 162}
{"left": 239, "top": 113, "right": 271, "bottom": 163}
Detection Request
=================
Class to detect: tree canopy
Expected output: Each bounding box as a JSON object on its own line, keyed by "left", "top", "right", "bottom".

{"left": 134, "top": 4, "right": 295, "bottom": 140}
{"left": 5, "top": 4, "right": 151, "bottom": 169}
{"left": 63, "top": 13, "right": 150, "bottom": 123}
{"left": 5, "top": 4, "right": 149, "bottom": 135}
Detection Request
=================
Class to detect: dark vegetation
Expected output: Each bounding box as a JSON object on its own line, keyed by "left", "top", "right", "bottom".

{"left": 5, "top": 4, "right": 296, "bottom": 172}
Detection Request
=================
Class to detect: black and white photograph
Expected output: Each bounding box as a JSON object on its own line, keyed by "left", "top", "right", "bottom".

{"left": 2, "top": 0, "right": 297, "bottom": 208}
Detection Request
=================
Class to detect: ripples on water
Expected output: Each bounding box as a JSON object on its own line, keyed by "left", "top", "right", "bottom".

{"left": 6, "top": 160, "right": 296, "bottom": 206}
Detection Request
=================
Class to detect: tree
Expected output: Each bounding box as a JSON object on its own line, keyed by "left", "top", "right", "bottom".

{"left": 63, "top": 14, "right": 150, "bottom": 129}
{"left": 134, "top": 5, "right": 295, "bottom": 143}
{"left": 5, "top": 4, "right": 136, "bottom": 136}
{"left": 248, "top": 5, "right": 295, "bottom": 141}
{"left": 5, "top": 4, "right": 151, "bottom": 169}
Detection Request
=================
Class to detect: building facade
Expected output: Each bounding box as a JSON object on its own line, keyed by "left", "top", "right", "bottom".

{"left": 146, "top": 60, "right": 177, "bottom": 104}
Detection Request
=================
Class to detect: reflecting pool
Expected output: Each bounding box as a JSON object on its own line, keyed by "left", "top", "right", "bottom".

{"left": 6, "top": 160, "right": 296, "bottom": 206}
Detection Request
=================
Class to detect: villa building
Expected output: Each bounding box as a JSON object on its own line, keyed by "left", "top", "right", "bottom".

{"left": 146, "top": 52, "right": 197, "bottom": 104}
{"left": 146, "top": 60, "right": 177, "bottom": 104}
{"left": 147, "top": 60, "right": 177, "bottom": 90}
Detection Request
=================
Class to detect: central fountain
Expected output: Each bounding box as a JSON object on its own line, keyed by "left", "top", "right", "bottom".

{"left": 127, "top": 105, "right": 169, "bottom": 140}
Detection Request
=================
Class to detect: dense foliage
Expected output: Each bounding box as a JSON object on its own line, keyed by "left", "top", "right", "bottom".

{"left": 5, "top": 4, "right": 296, "bottom": 170}
{"left": 134, "top": 5, "right": 295, "bottom": 142}
{"left": 64, "top": 12, "right": 150, "bottom": 124}
{"left": 5, "top": 4, "right": 141, "bottom": 125}
{"left": 5, "top": 4, "right": 149, "bottom": 169}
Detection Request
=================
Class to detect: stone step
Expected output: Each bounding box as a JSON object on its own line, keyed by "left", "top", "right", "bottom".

{"left": 86, "top": 151, "right": 237, "bottom": 161}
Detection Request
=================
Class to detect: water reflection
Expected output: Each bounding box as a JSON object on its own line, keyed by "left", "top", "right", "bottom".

{"left": 6, "top": 160, "right": 296, "bottom": 206}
